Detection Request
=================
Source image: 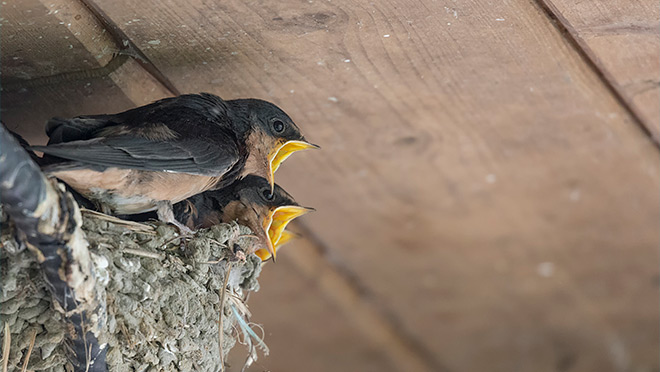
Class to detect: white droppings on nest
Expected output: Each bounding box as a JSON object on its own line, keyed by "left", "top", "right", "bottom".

{"left": 328, "top": 96, "right": 339, "bottom": 103}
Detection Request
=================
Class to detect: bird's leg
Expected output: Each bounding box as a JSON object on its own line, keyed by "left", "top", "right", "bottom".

{"left": 156, "top": 201, "right": 194, "bottom": 236}
{"left": 225, "top": 221, "right": 250, "bottom": 262}
{"left": 229, "top": 243, "right": 246, "bottom": 262}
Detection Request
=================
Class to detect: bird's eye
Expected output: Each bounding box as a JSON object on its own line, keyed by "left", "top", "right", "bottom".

{"left": 262, "top": 189, "right": 274, "bottom": 200}
{"left": 272, "top": 119, "right": 285, "bottom": 133}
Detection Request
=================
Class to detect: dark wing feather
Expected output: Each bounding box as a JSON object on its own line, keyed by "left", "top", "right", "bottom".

{"left": 46, "top": 116, "right": 117, "bottom": 144}
{"left": 45, "top": 93, "right": 229, "bottom": 144}
{"left": 34, "top": 133, "right": 239, "bottom": 177}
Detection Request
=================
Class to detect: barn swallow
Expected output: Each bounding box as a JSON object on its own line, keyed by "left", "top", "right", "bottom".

{"left": 173, "top": 175, "right": 312, "bottom": 260}
{"left": 32, "top": 93, "right": 317, "bottom": 232}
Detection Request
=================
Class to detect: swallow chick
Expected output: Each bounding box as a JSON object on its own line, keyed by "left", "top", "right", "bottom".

{"left": 33, "top": 93, "right": 317, "bottom": 233}
{"left": 173, "top": 175, "right": 313, "bottom": 260}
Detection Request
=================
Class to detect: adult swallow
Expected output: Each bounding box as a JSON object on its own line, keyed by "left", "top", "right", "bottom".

{"left": 33, "top": 93, "right": 317, "bottom": 231}
{"left": 173, "top": 175, "right": 313, "bottom": 260}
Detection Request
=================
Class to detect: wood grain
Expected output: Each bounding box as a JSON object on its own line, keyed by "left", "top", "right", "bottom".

{"left": 3, "top": 0, "right": 659, "bottom": 370}
{"left": 539, "top": 0, "right": 659, "bottom": 140}
{"left": 1, "top": 0, "right": 116, "bottom": 80}
{"left": 1, "top": 57, "right": 171, "bottom": 146}
{"left": 1, "top": 0, "right": 171, "bottom": 144}
{"left": 281, "top": 223, "right": 442, "bottom": 372}
{"left": 1, "top": 3, "right": 396, "bottom": 370}
{"left": 228, "top": 255, "right": 400, "bottom": 372}
{"left": 2, "top": 75, "right": 134, "bottom": 145}
{"left": 90, "top": 0, "right": 660, "bottom": 370}
{"left": 1, "top": 3, "right": 395, "bottom": 370}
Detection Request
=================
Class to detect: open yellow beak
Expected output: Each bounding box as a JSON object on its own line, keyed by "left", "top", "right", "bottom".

{"left": 267, "top": 140, "right": 319, "bottom": 191}
{"left": 275, "top": 229, "right": 299, "bottom": 248}
{"left": 258, "top": 205, "right": 314, "bottom": 261}
{"left": 254, "top": 230, "right": 300, "bottom": 261}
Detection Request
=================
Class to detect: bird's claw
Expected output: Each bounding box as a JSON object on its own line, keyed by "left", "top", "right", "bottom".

{"left": 229, "top": 243, "right": 246, "bottom": 262}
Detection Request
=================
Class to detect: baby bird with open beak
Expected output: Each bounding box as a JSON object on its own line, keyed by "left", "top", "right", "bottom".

{"left": 173, "top": 175, "right": 313, "bottom": 260}
{"left": 33, "top": 93, "right": 317, "bottom": 233}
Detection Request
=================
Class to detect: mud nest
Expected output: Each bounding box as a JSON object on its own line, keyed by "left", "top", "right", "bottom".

{"left": 0, "top": 207, "right": 266, "bottom": 371}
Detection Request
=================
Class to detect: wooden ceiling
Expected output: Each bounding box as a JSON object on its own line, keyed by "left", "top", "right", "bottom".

{"left": 2, "top": 0, "right": 658, "bottom": 371}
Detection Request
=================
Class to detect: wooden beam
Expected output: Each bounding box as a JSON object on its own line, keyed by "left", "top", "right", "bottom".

{"left": 280, "top": 222, "right": 443, "bottom": 372}
{"left": 1, "top": 0, "right": 115, "bottom": 80}
{"left": 1, "top": 0, "right": 172, "bottom": 144}
{"left": 538, "top": 0, "right": 659, "bottom": 141}
{"left": 90, "top": 0, "right": 660, "bottom": 370}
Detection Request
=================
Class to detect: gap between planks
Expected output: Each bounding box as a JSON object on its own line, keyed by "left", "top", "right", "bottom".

{"left": 533, "top": 0, "right": 660, "bottom": 149}
{"left": 10, "top": 0, "right": 179, "bottom": 97}
{"left": 77, "top": 0, "right": 181, "bottom": 95}
{"left": 289, "top": 221, "right": 450, "bottom": 372}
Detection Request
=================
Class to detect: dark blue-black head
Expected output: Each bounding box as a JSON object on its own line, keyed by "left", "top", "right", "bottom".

{"left": 226, "top": 98, "right": 319, "bottom": 192}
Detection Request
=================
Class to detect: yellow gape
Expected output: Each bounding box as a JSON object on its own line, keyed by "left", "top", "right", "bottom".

{"left": 267, "top": 140, "right": 319, "bottom": 190}
{"left": 255, "top": 230, "right": 299, "bottom": 261}
{"left": 257, "top": 205, "right": 313, "bottom": 261}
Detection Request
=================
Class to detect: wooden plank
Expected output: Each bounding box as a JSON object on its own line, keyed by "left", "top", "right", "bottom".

{"left": 2, "top": 75, "right": 133, "bottom": 145}
{"left": 91, "top": 0, "right": 660, "bottom": 370}
{"left": 539, "top": 0, "right": 659, "bottom": 140}
{"left": 1, "top": 3, "right": 402, "bottom": 369}
{"left": 1, "top": 0, "right": 171, "bottom": 143}
{"left": 2, "top": 57, "right": 171, "bottom": 146}
{"left": 1, "top": 0, "right": 116, "bottom": 80}
{"left": 278, "top": 224, "right": 441, "bottom": 372}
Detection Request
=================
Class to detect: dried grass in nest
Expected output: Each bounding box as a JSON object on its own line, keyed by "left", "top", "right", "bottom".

{"left": 0, "top": 207, "right": 268, "bottom": 371}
